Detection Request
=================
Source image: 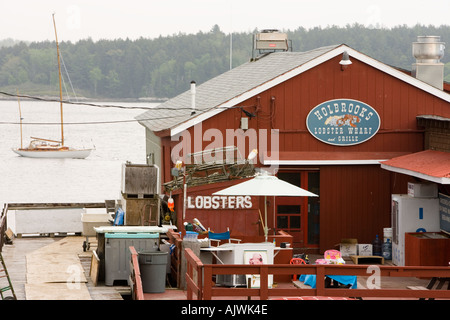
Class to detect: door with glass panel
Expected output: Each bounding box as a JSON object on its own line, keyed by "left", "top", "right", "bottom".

{"left": 275, "top": 171, "right": 320, "bottom": 249}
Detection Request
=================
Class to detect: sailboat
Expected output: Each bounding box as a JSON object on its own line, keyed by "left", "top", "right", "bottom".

{"left": 12, "top": 14, "right": 92, "bottom": 159}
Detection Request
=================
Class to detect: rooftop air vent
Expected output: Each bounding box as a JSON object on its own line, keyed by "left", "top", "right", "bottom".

{"left": 413, "top": 36, "right": 445, "bottom": 63}
{"left": 412, "top": 36, "right": 445, "bottom": 90}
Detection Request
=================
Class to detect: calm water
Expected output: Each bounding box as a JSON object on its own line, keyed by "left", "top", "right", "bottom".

{"left": 0, "top": 99, "right": 157, "bottom": 206}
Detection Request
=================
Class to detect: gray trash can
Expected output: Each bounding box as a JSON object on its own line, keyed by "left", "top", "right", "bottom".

{"left": 138, "top": 251, "right": 168, "bottom": 293}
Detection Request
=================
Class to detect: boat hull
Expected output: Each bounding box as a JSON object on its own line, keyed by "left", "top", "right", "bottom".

{"left": 12, "top": 148, "right": 92, "bottom": 159}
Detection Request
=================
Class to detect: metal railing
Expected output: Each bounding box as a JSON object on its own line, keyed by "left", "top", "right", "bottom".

{"left": 185, "top": 248, "right": 450, "bottom": 300}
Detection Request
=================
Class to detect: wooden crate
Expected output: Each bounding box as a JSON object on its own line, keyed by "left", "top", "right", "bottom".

{"left": 121, "top": 163, "right": 159, "bottom": 195}
{"left": 121, "top": 193, "right": 160, "bottom": 226}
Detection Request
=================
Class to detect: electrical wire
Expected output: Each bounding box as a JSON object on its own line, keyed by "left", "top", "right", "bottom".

{"left": 0, "top": 90, "right": 247, "bottom": 111}
{"left": 0, "top": 90, "right": 261, "bottom": 126}
{"left": 0, "top": 114, "right": 190, "bottom": 126}
{"left": 0, "top": 90, "right": 156, "bottom": 110}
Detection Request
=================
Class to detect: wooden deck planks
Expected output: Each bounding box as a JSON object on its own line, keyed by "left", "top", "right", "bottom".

{"left": 1, "top": 236, "right": 124, "bottom": 300}
{"left": 25, "top": 283, "right": 92, "bottom": 300}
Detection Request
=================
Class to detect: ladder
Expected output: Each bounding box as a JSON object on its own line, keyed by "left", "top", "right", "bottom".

{"left": 0, "top": 253, "right": 16, "bottom": 300}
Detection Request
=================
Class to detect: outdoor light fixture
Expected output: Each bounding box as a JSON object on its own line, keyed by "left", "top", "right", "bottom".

{"left": 339, "top": 51, "right": 352, "bottom": 70}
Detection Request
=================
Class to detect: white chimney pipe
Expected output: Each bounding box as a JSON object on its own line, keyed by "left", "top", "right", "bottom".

{"left": 190, "top": 80, "right": 196, "bottom": 115}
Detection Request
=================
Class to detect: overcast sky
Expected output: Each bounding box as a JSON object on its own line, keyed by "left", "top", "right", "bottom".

{"left": 2, "top": 0, "right": 449, "bottom": 43}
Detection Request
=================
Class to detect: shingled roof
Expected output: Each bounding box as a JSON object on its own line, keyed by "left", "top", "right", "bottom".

{"left": 135, "top": 45, "right": 339, "bottom": 134}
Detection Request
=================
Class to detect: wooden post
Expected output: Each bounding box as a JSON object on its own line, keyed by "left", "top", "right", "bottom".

{"left": 260, "top": 265, "right": 269, "bottom": 300}
{"left": 185, "top": 248, "right": 204, "bottom": 300}
{"left": 186, "top": 255, "right": 193, "bottom": 300}
{"left": 316, "top": 265, "right": 325, "bottom": 297}
{"left": 203, "top": 265, "right": 212, "bottom": 300}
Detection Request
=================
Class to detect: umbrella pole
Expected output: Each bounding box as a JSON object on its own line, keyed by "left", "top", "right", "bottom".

{"left": 258, "top": 209, "right": 265, "bottom": 231}
{"left": 264, "top": 195, "right": 268, "bottom": 242}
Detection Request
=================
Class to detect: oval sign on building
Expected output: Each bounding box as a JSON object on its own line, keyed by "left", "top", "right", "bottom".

{"left": 306, "top": 99, "right": 380, "bottom": 146}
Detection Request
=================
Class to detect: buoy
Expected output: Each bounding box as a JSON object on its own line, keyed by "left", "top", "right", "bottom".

{"left": 168, "top": 197, "right": 174, "bottom": 212}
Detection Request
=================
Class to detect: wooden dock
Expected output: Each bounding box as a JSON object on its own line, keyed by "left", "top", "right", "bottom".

{"left": 1, "top": 234, "right": 440, "bottom": 301}
{"left": 1, "top": 235, "right": 125, "bottom": 300}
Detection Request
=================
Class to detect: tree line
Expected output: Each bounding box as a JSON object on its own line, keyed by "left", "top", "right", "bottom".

{"left": 0, "top": 23, "right": 449, "bottom": 100}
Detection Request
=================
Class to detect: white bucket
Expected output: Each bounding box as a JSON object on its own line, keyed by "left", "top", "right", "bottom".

{"left": 383, "top": 227, "right": 393, "bottom": 243}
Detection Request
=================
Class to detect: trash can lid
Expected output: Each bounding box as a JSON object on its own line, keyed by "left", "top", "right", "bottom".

{"left": 138, "top": 251, "right": 168, "bottom": 255}
{"left": 105, "top": 232, "right": 159, "bottom": 239}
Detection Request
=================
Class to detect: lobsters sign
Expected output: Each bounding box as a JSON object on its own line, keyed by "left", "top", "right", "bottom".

{"left": 306, "top": 99, "right": 380, "bottom": 146}
{"left": 187, "top": 195, "right": 252, "bottom": 210}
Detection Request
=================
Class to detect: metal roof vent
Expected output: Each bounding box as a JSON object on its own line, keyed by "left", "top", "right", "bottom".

{"left": 255, "top": 29, "right": 289, "bottom": 51}
{"left": 412, "top": 36, "right": 445, "bottom": 90}
{"left": 252, "top": 29, "right": 291, "bottom": 60}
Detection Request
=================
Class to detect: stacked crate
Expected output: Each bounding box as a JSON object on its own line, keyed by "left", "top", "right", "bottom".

{"left": 120, "top": 164, "right": 160, "bottom": 226}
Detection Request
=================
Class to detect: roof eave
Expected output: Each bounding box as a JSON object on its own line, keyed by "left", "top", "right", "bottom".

{"left": 380, "top": 163, "right": 450, "bottom": 185}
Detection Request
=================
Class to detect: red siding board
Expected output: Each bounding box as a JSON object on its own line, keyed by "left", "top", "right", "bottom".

{"left": 415, "top": 90, "right": 422, "bottom": 116}
{"left": 320, "top": 165, "right": 392, "bottom": 251}
{"left": 409, "top": 87, "right": 418, "bottom": 126}
{"left": 383, "top": 74, "right": 390, "bottom": 127}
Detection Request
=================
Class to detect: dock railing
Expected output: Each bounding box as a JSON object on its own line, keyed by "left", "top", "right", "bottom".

{"left": 0, "top": 204, "right": 8, "bottom": 252}
{"left": 185, "top": 245, "right": 204, "bottom": 300}
{"left": 185, "top": 248, "right": 450, "bottom": 300}
{"left": 166, "top": 229, "right": 182, "bottom": 287}
{"left": 129, "top": 246, "right": 144, "bottom": 300}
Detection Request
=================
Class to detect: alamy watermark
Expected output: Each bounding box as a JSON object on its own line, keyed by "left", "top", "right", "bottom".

{"left": 170, "top": 123, "right": 280, "bottom": 173}
{"left": 66, "top": 264, "right": 82, "bottom": 290}
{"left": 66, "top": 5, "right": 82, "bottom": 30}
{"left": 366, "top": 265, "right": 381, "bottom": 289}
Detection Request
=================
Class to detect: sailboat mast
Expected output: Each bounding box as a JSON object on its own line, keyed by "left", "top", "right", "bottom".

{"left": 17, "top": 89, "right": 23, "bottom": 149}
{"left": 52, "top": 13, "right": 64, "bottom": 146}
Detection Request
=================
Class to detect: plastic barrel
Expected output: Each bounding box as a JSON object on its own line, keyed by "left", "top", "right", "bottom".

{"left": 372, "top": 235, "right": 382, "bottom": 256}
{"left": 138, "top": 251, "right": 168, "bottom": 293}
{"left": 382, "top": 239, "right": 392, "bottom": 260}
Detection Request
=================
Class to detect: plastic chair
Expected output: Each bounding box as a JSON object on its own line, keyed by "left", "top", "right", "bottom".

{"left": 208, "top": 227, "right": 242, "bottom": 247}
{"left": 290, "top": 258, "right": 307, "bottom": 281}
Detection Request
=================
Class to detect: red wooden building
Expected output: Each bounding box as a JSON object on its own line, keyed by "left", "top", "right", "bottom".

{"left": 137, "top": 34, "right": 450, "bottom": 254}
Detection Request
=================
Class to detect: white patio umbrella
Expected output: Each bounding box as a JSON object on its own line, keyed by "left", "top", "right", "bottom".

{"left": 213, "top": 171, "right": 318, "bottom": 242}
